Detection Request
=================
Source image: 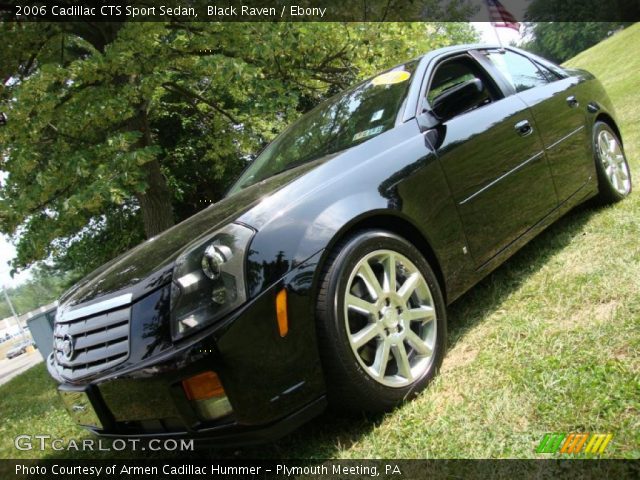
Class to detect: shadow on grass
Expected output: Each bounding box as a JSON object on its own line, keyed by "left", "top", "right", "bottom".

{"left": 445, "top": 202, "right": 599, "bottom": 349}
{"left": 40, "top": 204, "right": 601, "bottom": 461}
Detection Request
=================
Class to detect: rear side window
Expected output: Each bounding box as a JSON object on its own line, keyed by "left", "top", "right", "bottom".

{"left": 485, "top": 51, "right": 549, "bottom": 93}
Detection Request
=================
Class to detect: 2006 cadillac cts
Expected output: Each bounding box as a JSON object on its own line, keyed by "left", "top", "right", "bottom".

{"left": 48, "top": 44, "right": 631, "bottom": 443}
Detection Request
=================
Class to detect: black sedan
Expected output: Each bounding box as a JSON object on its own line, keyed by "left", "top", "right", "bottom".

{"left": 47, "top": 44, "right": 631, "bottom": 443}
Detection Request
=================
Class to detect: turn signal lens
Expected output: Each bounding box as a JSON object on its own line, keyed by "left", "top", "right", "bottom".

{"left": 276, "top": 288, "right": 289, "bottom": 337}
{"left": 182, "top": 371, "right": 225, "bottom": 401}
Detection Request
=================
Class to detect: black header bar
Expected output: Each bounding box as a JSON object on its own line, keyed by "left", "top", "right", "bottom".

{"left": 1, "top": 459, "right": 639, "bottom": 480}
{"left": 1, "top": 1, "right": 639, "bottom": 22}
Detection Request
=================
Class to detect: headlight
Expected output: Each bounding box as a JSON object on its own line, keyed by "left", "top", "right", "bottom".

{"left": 170, "top": 223, "right": 254, "bottom": 340}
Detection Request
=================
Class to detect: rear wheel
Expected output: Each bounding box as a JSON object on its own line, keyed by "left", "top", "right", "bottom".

{"left": 593, "top": 121, "right": 632, "bottom": 204}
{"left": 316, "top": 230, "right": 447, "bottom": 413}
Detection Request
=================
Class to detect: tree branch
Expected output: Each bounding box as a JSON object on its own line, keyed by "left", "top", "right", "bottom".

{"left": 162, "top": 82, "right": 240, "bottom": 125}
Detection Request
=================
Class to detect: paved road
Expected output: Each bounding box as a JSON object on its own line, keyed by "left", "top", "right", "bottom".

{"left": 0, "top": 350, "right": 43, "bottom": 387}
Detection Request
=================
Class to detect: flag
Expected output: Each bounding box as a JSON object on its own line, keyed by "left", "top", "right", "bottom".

{"left": 486, "top": 0, "right": 520, "bottom": 31}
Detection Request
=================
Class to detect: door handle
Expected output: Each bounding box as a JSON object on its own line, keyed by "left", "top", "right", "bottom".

{"left": 566, "top": 95, "right": 579, "bottom": 107}
{"left": 514, "top": 120, "right": 533, "bottom": 137}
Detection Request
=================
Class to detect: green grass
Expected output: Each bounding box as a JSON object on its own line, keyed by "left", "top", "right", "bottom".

{"left": 1, "top": 24, "right": 639, "bottom": 460}
{"left": 0, "top": 363, "right": 91, "bottom": 459}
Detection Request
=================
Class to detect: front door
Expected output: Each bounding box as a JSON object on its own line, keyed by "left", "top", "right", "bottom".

{"left": 425, "top": 55, "right": 558, "bottom": 267}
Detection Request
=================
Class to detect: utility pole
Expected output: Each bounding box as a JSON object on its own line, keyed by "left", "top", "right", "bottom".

{"left": 2, "top": 287, "right": 28, "bottom": 341}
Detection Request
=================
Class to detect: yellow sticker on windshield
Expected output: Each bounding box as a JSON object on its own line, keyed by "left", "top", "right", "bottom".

{"left": 371, "top": 70, "right": 411, "bottom": 86}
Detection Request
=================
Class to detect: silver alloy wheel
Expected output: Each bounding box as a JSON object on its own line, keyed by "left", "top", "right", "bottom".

{"left": 598, "top": 130, "right": 631, "bottom": 195}
{"left": 343, "top": 249, "right": 437, "bottom": 388}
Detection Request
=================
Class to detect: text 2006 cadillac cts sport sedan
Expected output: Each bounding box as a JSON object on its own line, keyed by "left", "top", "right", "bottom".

{"left": 48, "top": 44, "right": 631, "bottom": 444}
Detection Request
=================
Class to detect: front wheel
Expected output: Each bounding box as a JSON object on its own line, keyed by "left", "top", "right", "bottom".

{"left": 316, "top": 230, "right": 447, "bottom": 413}
{"left": 593, "top": 121, "right": 632, "bottom": 204}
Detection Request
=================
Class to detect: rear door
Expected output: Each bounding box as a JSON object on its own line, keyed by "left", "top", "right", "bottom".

{"left": 481, "top": 49, "right": 592, "bottom": 202}
{"left": 421, "top": 53, "right": 558, "bottom": 267}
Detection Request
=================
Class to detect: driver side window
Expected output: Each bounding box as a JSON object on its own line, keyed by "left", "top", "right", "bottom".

{"left": 426, "top": 56, "right": 501, "bottom": 121}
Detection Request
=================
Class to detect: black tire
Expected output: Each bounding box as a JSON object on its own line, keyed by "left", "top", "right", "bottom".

{"left": 316, "top": 230, "right": 447, "bottom": 414}
{"left": 593, "top": 121, "right": 632, "bottom": 204}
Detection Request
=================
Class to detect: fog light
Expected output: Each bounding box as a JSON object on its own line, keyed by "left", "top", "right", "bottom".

{"left": 182, "top": 371, "right": 232, "bottom": 420}
{"left": 192, "top": 396, "right": 233, "bottom": 421}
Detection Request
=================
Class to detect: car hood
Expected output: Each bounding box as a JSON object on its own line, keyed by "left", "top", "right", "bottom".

{"left": 59, "top": 160, "right": 326, "bottom": 309}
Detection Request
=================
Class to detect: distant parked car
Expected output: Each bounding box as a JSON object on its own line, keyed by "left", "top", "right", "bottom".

{"left": 6, "top": 342, "right": 30, "bottom": 359}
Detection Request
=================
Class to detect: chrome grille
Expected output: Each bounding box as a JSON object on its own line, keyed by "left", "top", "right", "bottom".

{"left": 53, "top": 295, "right": 131, "bottom": 381}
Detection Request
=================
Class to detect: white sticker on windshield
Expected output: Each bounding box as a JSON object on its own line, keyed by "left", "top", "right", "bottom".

{"left": 370, "top": 109, "right": 384, "bottom": 122}
{"left": 353, "top": 125, "right": 384, "bottom": 142}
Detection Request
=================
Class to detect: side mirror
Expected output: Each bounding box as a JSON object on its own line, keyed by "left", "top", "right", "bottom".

{"left": 431, "top": 78, "right": 487, "bottom": 122}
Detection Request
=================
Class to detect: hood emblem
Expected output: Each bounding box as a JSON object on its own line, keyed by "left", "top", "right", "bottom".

{"left": 61, "top": 334, "right": 75, "bottom": 361}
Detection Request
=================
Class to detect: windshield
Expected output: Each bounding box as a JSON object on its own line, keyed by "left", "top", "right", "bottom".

{"left": 228, "top": 60, "right": 418, "bottom": 194}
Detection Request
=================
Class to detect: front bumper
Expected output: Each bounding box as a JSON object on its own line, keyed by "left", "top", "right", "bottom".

{"left": 47, "top": 251, "right": 326, "bottom": 445}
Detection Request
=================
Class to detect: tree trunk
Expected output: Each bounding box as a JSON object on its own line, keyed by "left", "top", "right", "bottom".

{"left": 133, "top": 106, "right": 174, "bottom": 238}
{"left": 135, "top": 159, "right": 175, "bottom": 238}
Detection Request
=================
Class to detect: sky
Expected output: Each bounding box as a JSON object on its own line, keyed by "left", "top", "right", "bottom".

{"left": 471, "top": 22, "right": 523, "bottom": 46}
{"left": 0, "top": 172, "right": 33, "bottom": 289}
{"left": 0, "top": 235, "right": 32, "bottom": 289}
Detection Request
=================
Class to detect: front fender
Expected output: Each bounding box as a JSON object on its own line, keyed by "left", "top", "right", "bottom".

{"left": 244, "top": 190, "right": 389, "bottom": 299}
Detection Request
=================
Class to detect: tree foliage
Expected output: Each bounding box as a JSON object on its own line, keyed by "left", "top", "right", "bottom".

{"left": 0, "top": 266, "right": 72, "bottom": 318}
{"left": 0, "top": 20, "right": 477, "bottom": 280}
{"left": 520, "top": 22, "right": 630, "bottom": 63}
{"left": 525, "top": 0, "right": 639, "bottom": 23}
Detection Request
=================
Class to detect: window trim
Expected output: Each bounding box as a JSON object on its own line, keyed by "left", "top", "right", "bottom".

{"left": 470, "top": 49, "right": 517, "bottom": 96}
{"left": 533, "top": 60, "right": 564, "bottom": 82}
{"left": 519, "top": 49, "right": 569, "bottom": 80}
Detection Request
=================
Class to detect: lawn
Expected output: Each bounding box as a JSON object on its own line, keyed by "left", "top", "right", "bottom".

{"left": 1, "top": 24, "right": 638, "bottom": 460}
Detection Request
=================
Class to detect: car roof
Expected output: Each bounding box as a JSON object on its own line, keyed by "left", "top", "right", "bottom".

{"left": 419, "top": 43, "right": 503, "bottom": 61}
